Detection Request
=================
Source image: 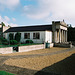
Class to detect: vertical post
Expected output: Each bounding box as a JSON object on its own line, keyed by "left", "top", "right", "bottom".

{"left": 53, "top": 31, "right": 57, "bottom": 43}
{"left": 65, "top": 31, "right": 67, "bottom": 42}
{"left": 59, "top": 29, "right": 61, "bottom": 43}
{"left": 64, "top": 30, "right": 65, "bottom": 42}
{"left": 55, "top": 31, "right": 57, "bottom": 43}
{"left": 61, "top": 30, "right": 63, "bottom": 43}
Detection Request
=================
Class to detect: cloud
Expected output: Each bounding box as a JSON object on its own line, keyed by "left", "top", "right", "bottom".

{"left": 12, "top": 18, "right": 16, "bottom": 22}
{"left": 0, "top": 16, "right": 18, "bottom": 27}
{"left": 9, "top": 23, "right": 18, "bottom": 27}
{"left": 23, "top": 3, "right": 51, "bottom": 19}
{"left": 0, "top": 0, "right": 20, "bottom": 10}
{"left": 4, "top": 16, "right": 10, "bottom": 22}
{"left": 23, "top": 0, "right": 75, "bottom": 26}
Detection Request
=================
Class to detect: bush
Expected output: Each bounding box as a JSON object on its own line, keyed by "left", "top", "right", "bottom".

{"left": 0, "top": 37, "right": 5, "bottom": 41}
{"left": 0, "top": 40, "right": 1, "bottom": 44}
{"left": 0, "top": 37, "right": 9, "bottom": 45}
{"left": 26, "top": 40, "right": 33, "bottom": 43}
{"left": 2, "top": 42, "right": 9, "bottom": 45}
{"left": 10, "top": 40, "right": 18, "bottom": 45}
{"left": 21, "top": 42, "right": 25, "bottom": 44}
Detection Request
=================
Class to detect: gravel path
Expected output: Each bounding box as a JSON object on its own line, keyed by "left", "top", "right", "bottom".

{"left": 0, "top": 47, "right": 75, "bottom": 75}
{"left": 1, "top": 47, "right": 74, "bottom": 59}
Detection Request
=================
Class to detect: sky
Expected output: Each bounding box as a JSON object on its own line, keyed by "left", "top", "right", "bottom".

{"left": 0, "top": 0, "right": 75, "bottom": 27}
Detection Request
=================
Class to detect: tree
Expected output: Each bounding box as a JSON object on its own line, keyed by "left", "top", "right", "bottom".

{"left": 8, "top": 25, "right": 11, "bottom": 27}
{"left": 2, "top": 22, "right": 5, "bottom": 26}
{"left": 68, "top": 24, "right": 72, "bottom": 28}
{"left": 67, "top": 25, "right": 75, "bottom": 41}
{"left": 9, "top": 33, "right": 14, "bottom": 40}
{"left": 15, "top": 32, "right": 21, "bottom": 42}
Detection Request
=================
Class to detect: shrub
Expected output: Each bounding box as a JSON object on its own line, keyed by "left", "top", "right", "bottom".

{"left": 15, "top": 32, "right": 21, "bottom": 42}
{"left": 0, "top": 37, "right": 5, "bottom": 41}
{"left": 10, "top": 40, "right": 18, "bottom": 45}
{"left": 26, "top": 40, "right": 33, "bottom": 43}
{"left": 0, "top": 37, "right": 9, "bottom": 45}
{"left": 21, "top": 42, "right": 25, "bottom": 44}
{"left": 0, "top": 41, "right": 1, "bottom": 44}
{"left": 2, "top": 39, "right": 7, "bottom": 42}
{"left": 2, "top": 42, "right": 9, "bottom": 45}
{"left": 9, "top": 33, "right": 14, "bottom": 40}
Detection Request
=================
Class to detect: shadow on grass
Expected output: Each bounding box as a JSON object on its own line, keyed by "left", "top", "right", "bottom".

{"left": 0, "top": 54, "right": 75, "bottom": 75}
{"left": 35, "top": 53, "right": 75, "bottom": 75}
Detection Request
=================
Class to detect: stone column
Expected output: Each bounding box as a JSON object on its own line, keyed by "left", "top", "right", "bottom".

{"left": 65, "top": 31, "right": 67, "bottom": 42}
{"left": 55, "top": 30, "right": 57, "bottom": 43}
{"left": 53, "top": 31, "right": 57, "bottom": 43}
{"left": 64, "top": 30, "right": 65, "bottom": 42}
{"left": 61, "top": 30, "right": 63, "bottom": 43}
{"left": 59, "top": 29, "right": 61, "bottom": 43}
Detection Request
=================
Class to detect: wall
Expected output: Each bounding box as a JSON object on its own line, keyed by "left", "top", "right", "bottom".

{"left": 50, "top": 43, "right": 54, "bottom": 48}
{"left": 21, "top": 31, "right": 45, "bottom": 43}
{"left": 19, "top": 44, "right": 45, "bottom": 52}
{"left": 3, "top": 26, "right": 10, "bottom": 32}
{"left": 0, "top": 43, "right": 54, "bottom": 54}
{"left": 0, "top": 47, "right": 12, "bottom": 54}
{"left": 5, "top": 31, "right": 45, "bottom": 43}
{"left": 0, "top": 24, "right": 2, "bottom": 28}
{"left": 0, "top": 24, "right": 2, "bottom": 37}
{"left": 45, "top": 31, "right": 52, "bottom": 43}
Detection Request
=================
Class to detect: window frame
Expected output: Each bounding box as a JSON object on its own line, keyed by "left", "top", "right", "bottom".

{"left": 24, "top": 33, "right": 30, "bottom": 39}
{"left": 33, "top": 33, "right": 40, "bottom": 39}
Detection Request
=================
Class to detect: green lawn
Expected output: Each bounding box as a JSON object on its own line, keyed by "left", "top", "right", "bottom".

{"left": 0, "top": 71, "right": 15, "bottom": 75}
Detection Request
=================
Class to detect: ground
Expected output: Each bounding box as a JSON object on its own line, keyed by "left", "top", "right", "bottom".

{"left": 0, "top": 47, "right": 75, "bottom": 75}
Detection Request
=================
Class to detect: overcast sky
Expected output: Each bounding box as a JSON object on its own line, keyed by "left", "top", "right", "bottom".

{"left": 0, "top": 0, "right": 75, "bottom": 27}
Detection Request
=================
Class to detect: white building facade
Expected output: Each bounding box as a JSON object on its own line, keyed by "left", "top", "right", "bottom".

{"left": 4, "top": 21, "right": 67, "bottom": 44}
{"left": 4, "top": 31, "right": 52, "bottom": 44}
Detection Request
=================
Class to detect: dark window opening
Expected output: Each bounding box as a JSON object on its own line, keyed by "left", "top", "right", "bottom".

{"left": 24, "top": 33, "right": 30, "bottom": 39}
{"left": 33, "top": 33, "right": 40, "bottom": 39}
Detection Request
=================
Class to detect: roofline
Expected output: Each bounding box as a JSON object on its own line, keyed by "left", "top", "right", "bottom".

{"left": 4, "top": 30, "right": 52, "bottom": 33}
{"left": 10, "top": 24, "right": 52, "bottom": 28}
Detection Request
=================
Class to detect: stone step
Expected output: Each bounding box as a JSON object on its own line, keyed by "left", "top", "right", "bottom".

{"left": 54, "top": 43, "right": 74, "bottom": 48}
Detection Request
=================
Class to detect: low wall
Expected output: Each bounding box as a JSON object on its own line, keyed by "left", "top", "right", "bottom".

{"left": 50, "top": 43, "right": 54, "bottom": 48}
{"left": 19, "top": 44, "right": 45, "bottom": 52}
{"left": 0, "top": 43, "right": 54, "bottom": 54}
{"left": 0, "top": 47, "right": 13, "bottom": 54}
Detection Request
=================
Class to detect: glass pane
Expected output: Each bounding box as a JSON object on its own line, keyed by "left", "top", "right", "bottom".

{"left": 33, "top": 33, "right": 36, "bottom": 39}
{"left": 24, "top": 33, "right": 30, "bottom": 39}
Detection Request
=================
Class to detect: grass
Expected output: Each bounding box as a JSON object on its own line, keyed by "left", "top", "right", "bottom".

{"left": 0, "top": 43, "right": 42, "bottom": 48}
{"left": 0, "top": 71, "right": 15, "bottom": 75}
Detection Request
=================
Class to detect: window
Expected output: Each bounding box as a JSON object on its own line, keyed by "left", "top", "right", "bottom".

{"left": 24, "top": 33, "right": 30, "bottom": 39}
{"left": 33, "top": 33, "right": 40, "bottom": 39}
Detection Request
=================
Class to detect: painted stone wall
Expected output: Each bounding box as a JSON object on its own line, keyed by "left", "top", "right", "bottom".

{"left": 45, "top": 31, "right": 52, "bottom": 43}
{"left": 0, "top": 47, "right": 12, "bottom": 54}
{"left": 19, "top": 44, "right": 45, "bottom": 52}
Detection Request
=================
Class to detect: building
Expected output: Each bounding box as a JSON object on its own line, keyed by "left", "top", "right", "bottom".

{"left": 3, "top": 21, "right": 67, "bottom": 44}
{"left": 0, "top": 24, "right": 3, "bottom": 37}
{"left": 0, "top": 23, "right": 10, "bottom": 37}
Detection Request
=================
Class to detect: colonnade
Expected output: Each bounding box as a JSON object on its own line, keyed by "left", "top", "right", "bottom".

{"left": 55, "top": 29, "right": 67, "bottom": 43}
